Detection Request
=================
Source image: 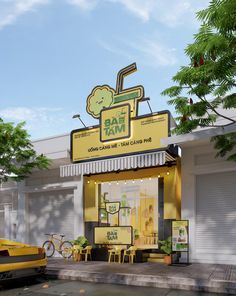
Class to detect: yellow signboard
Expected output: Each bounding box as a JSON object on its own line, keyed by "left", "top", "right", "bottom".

{"left": 94, "top": 226, "right": 133, "bottom": 245}
{"left": 71, "top": 111, "right": 169, "bottom": 163}
{"left": 100, "top": 104, "right": 130, "bottom": 142}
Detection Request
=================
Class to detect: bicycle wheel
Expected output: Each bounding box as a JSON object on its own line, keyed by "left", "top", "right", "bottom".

{"left": 42, "top": 240, "right": 55, "bottom": 257}
{"left": 60, "top": 241, "right": 73, "bottom": 259}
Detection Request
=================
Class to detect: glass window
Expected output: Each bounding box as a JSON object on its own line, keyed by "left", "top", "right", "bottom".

{"left": 100, "top": 178, "right": 159, "bottom": 248}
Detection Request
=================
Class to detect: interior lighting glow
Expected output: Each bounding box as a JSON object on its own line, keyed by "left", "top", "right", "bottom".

{"left": 166, "top": 171, "right": 170, "bottom": 175}
{"left": 87, "top": 181, "right": 90, "bottom": 184}
{"left": 132, "top": 180, "right": 135, "bottom": 183}
{"left": 140, "top": 179, "right": 143, "bottom": 182}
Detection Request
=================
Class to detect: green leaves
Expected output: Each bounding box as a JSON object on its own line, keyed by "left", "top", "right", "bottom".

{"left": 197, "top": 0, "right": 236, "bottom": 34}
{"left": 71, "top": 236, "right": 88, "bottom": 248}
{"left": 211, "top": 133, "right": 236, "bottom": 160}
{"left": 161, "top": 86, "right": 182, "bottom": 97}
{"left": 159, "top": 237, "right": 172, "bottom": 255}
{"left": 191, "top": 101, "right": 208, "bottom": 116}
{"left": 162, "top": 0, "right": 236, "bottom": 161}
{"left": 0, "top": 119, "right": 50, "bottom": 182}
{"left": 222, "top": 93, "right": 236, "bottom": 108}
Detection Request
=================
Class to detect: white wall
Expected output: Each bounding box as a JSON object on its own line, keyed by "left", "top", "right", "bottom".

{"left": 0, "top": 188, "right": 18, "bottom": 239}
{"left": 33, "top": 133, "right": 70, "bottom": 160}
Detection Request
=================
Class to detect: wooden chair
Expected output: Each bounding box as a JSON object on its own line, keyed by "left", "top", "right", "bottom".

{"left": 122, "top": 246, "right": 137, "bottom": 264}
{"left": 80, "top": 246, "right": 92, "bottom": 262}
{"left": 108, "top": 246, "right": 123, "bottom": 263}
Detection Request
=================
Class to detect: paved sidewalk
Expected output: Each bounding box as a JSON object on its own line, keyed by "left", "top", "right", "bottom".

{"left": 46, "top": 259, "right": 236, "bottom": 294}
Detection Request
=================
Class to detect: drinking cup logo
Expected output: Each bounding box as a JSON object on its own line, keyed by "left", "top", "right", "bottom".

{"left": 86, "top": 63, "right": 144, "bottom": 119}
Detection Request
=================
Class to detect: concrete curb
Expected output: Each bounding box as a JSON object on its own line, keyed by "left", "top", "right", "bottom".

{"left": 46, "top": 268, "right": 236, "bottom": 294}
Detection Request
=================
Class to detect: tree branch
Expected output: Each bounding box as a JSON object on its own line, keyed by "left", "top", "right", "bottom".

{"left": 187, "top": 84, "right": 236, "bottom": 124}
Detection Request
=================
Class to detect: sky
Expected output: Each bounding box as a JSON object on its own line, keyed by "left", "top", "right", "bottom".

{"left": 0, "top": 0, "right": 210, "bottom": 140}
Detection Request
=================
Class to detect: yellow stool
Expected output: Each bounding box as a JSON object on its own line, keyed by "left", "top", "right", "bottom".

{"left": 108, "top": 246, "right": 122, "bottom": 263}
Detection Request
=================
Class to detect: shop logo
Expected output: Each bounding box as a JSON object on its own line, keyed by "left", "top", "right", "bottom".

{"left": 100, "top": 105, "right": 130, "bottom": 142}
{"left": 106, "top": 229, "right": 118, "bottom": 241}
{"left": 86, "top": 63, "right": 144, "bottom": 120}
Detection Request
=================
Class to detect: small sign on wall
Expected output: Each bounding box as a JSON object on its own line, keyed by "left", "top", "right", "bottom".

{"left": 105, "top": 202, "right": 120, "bottom": 214}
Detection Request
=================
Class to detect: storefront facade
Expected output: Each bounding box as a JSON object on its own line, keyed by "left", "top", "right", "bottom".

{"left": 60, "top": 63, "right": 180, "bottom": 249}
{"left": 1, "top": 64, "right": 181, "bottom": 252}
{"left": 61, "top": 152, "right": 181, "bottom": 249}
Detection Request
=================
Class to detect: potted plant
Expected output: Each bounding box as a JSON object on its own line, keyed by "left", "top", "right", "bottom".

{"left": 159, "top": 236, "right": 172, "bottom": 265}
{"left": 70, "top": 236, "right": 89, "bottom": 261}
{"left": 71, "top": 236, "right": 89, "bottom": 248}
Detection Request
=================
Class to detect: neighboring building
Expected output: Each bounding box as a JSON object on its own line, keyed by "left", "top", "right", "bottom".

{"left": 162, "top": 119, "right": 236, "bottom": 265}
{"left": 0, "top": 133, "right": 74, "bottom": 245}
{"left": 0, "top": 180, "right": 18, "bottom": 240}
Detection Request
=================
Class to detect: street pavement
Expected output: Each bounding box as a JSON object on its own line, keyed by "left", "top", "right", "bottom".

{"left": 0, "top": 278, "right": 229, "bottom": 296}
{"left": 45, "top": 259, "right": 236, "bottom": 295}
{"left": 1, "top": 259, "right": 236, "bottom": 295}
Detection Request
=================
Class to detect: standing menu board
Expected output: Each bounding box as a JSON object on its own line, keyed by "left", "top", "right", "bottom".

{"left": 172, "top": 220, "right": 190, "bottom": 265}
{"left": 172, "top": 220, "right": 189, "bottom": 252}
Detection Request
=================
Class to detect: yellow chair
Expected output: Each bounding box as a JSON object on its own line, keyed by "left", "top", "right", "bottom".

{"left": 80, "top": 246, "right": 92, "bottom": 262}
{"left": 122, "top": 246, "right": 137, "bottom": 264}
{"left": 108, "top": 246, "right": 123, "bottom": 263}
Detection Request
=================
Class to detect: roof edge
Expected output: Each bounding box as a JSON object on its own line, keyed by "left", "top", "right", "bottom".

{"left": 161, "top": 123, "right": 236, "bottom": 146}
